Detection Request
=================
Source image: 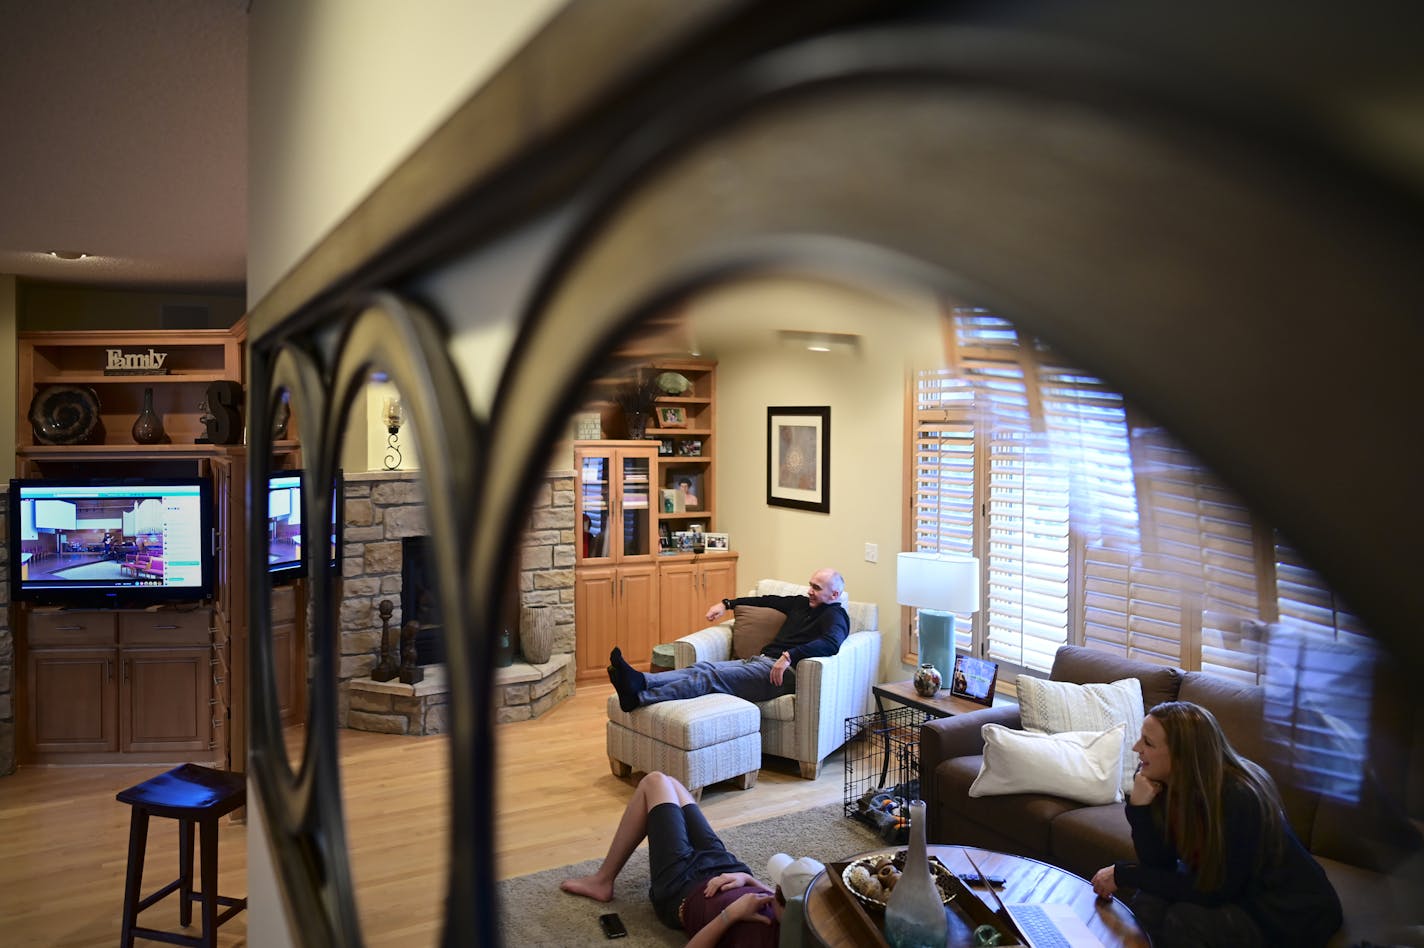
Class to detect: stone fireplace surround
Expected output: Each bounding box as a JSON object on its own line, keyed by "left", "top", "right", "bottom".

{"left": 338, "top": 469, "right": 576, "bottom": 735}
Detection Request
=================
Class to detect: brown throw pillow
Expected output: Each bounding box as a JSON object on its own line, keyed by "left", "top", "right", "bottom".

{"left": 732, "top": 605, "right": 786, "bottom": 659}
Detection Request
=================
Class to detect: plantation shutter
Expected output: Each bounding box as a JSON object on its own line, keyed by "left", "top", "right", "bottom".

{"left": 985, "top": 427, "right": 1069, "bottom": 673}
{"left": 953, "top": 312, "right": 1069, "bottom": 674}
{"left": 1037, "top": 359, "right": 1140, "bottom": 663}
{"left": 1273, "top": 535, "right": 1371, "bottom": 644}
{"left": 1130, "top": 423, "right": 1263, "bottom": 679}
{"left": 909, "top": 368, "right": 978, "bottom": 655}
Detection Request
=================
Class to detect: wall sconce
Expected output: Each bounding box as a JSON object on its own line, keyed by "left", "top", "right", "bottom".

{"left": 383, "top": 396, "right": 403, "bottom": 470}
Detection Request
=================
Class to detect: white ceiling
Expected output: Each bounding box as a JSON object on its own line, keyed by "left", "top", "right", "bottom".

{"left": 0, "top": 0, "right": 249, "bottom": 290}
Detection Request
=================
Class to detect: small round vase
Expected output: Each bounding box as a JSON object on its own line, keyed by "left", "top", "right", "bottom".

{"left": 913, "top": 663, "right": 942, "bottom": 697}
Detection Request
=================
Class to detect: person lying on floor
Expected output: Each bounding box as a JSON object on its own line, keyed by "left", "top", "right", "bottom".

{"left": 606, "top": 568, "right": 849, "bottom": 712}
{"left": 560, "top": 771, "right": 783, "bottom": 946}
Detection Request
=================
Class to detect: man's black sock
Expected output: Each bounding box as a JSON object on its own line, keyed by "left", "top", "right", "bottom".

{"left": 607, "top": 647, "right": 645, "bottom": 712}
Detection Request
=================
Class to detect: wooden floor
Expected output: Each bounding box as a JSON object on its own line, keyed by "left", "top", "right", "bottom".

{"left": 0, "top": 681, "right": 846, "bottom": 946}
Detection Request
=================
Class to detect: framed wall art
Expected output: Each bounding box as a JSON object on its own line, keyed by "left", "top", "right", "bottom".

{"left": 766, "top": 406, "right": 830, "bottom": 513}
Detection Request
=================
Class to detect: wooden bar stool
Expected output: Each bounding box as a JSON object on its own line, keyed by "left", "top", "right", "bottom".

{"left": 116, "top": 764, "right": 247, "bottom": 947}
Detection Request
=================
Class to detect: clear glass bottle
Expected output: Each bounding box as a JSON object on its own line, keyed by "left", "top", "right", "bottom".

{"left": 884, "top": 799, "right": 947, "bottom": 948}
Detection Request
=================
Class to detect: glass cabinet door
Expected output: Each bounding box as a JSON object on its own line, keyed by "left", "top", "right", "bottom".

{"left": 579, "top": 454, "right": 611, "bottom": 560}
{"left": 620, "top": 454, "right": 652, "bottom": 557}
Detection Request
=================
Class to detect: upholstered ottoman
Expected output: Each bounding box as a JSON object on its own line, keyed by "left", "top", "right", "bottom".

{"left": 606, "top": 693, "right": 762, "bottom": 798}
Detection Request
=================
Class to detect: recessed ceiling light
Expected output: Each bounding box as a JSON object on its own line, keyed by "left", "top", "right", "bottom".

{"left": 48, "top": 250, "right": 88, "bottom": 260}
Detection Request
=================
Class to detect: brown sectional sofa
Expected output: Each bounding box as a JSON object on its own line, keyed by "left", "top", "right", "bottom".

{"left": 920, "top": 646, "right": 1424, "bottom": 947}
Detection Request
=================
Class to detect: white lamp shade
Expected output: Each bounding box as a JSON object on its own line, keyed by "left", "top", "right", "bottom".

{"left": 896, "top": 552, "right": 980, "bottom": 614}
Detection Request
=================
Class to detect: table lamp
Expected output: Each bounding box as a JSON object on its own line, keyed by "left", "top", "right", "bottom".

{"left": 897, "top": 552, "right": 981, "bottom": 688}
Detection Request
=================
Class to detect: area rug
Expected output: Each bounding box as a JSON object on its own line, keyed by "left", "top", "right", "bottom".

{"left": 497, "top": 802, "right": 881, "bottom": 946}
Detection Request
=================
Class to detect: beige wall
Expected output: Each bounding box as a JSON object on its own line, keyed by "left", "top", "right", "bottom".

{"left": 246, "top": 2, "right": 566, "bottom": 944}
{"left": 247, "top": 0, "right": 562, "bottom": 305}
{"left": 686, "top": 277, "right": 946, "bottom": 683}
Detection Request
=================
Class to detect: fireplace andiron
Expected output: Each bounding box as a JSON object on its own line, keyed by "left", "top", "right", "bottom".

{"left": 398, "top": 620, "right": 424, "bottom": 684}
{"left": 371, "top": 599, "right": 398, "bottom": 682}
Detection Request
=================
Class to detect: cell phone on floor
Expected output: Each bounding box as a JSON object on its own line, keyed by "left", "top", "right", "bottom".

{"left": 958, "top": 871, "right": 1007, "bottom": 887}
{"left": 599, "top": 912, "right": 628, "bottom": 939}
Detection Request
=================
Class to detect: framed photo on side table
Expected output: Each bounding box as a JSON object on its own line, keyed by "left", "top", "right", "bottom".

{"left": 949, "top": 654, "right": 999, "bottom": 706}
{"left": 767, "top": 406, "right": 830, "bottom": 513}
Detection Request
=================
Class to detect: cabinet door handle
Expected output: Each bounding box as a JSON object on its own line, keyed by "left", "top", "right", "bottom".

{"left": 56, "top": 624, "right": 83, "bottom": 632}
{"left": 106, "top": 659, "right": 113, "bottom": 682}
{"left": 153, "top": 624, "right": 180, "bottom": 631}
{"left": 123, "top": 660, "right": 130, "bottom": 682}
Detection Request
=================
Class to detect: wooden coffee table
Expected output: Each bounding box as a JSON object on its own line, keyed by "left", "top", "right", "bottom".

{"left": 803, "top": 845, "right": 1149, "bottom": 947}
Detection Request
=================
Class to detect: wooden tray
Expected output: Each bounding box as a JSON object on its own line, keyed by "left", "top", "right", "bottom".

{"left": 824, "top": 858, "right": 1025, "bottom": 947}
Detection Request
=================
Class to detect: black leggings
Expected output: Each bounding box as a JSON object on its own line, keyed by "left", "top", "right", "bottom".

{"left": 1130, "top": 892, "right": 1264, "bottom": 948}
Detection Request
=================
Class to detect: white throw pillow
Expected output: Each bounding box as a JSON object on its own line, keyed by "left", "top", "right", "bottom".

{"left": 968, "top": 723, "right": 1126, "bottom": 805}
{"left": 1016, "top": 675, "right": 1144, "bottom": 795}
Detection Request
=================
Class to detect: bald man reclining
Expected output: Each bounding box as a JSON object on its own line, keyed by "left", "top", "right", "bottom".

{"left": 607, "top": 568, "right": 849, "bottom": 712}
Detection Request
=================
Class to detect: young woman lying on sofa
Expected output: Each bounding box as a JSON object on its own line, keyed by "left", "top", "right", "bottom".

{"left": 1091, "top": 701, "right": 1342, "bottom": 948}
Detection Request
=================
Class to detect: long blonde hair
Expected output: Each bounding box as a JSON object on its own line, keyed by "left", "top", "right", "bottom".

{"left": 1147, "top": 701, "right": 1286, "bottom": 890}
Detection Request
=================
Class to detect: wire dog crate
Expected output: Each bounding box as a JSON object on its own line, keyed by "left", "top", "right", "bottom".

{"left": 843, "top": 705, "right": 931, "bottom": 821}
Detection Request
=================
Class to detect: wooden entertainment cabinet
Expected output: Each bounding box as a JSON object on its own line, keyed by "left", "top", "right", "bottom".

{"left": 24, "top": 608, "right": 214, "bottom": 762}
{"left": 11, "top": 326, "right": 303, "bottom": 767}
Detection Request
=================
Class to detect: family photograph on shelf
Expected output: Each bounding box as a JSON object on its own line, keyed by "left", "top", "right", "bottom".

{"left": 662, "top": 472, "right": 701, "bottom": 510}
{"left": 658, "top": 406, "right": 688, "bottom": 428}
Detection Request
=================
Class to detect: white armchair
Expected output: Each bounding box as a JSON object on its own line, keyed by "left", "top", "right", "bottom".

{"left": 672, "top": 579, "right": 881, "bottom": 779}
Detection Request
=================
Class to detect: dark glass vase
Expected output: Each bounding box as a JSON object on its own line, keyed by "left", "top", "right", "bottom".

{"left": 131, "top": 387, "right": 166, "bottom": 444}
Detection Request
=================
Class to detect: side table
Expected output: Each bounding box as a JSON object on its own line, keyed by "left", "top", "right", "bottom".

{"left": 871, "top": 678, "right": 1017, "bottom": 719}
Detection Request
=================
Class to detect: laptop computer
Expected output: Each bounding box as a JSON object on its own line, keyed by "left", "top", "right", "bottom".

{"left": 961, "top": 849, "right": 1106, "bottom": 948}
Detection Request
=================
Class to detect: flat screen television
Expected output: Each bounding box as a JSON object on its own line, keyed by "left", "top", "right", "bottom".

{"left": 267, "top": 469, "right": 342, "bottom": 582}
{"left": 8, "top": 477, "right": 215, "bottom": 608}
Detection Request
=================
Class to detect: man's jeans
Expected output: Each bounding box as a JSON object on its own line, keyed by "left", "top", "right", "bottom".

{"left": 637, "top": 656, "right": 795, "bottom": 706}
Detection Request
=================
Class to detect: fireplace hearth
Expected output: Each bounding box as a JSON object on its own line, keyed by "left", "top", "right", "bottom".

{"left": 338, "top": 468, "right": 578, "bottom": 733}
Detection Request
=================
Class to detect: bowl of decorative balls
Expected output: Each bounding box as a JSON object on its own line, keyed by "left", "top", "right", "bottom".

{"left": 842, "top": 852, "right": 956, "bottom": 912}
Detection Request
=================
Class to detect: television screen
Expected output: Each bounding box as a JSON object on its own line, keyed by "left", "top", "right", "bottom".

{"left": 267, "top": 469, "right": 341, "bottom": 582}
{"left": 9, "top": 477, "right": 214, "bottom": 607}
{"left": 267, "top": 472, "right": 304, "bottom": 580}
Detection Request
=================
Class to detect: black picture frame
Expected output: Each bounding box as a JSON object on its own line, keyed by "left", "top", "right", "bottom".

{"left": 766, "top": 406, "right": 830, "bottom": 513}
{"left": 949, "top": 654, "right": 999, "bottom": 706}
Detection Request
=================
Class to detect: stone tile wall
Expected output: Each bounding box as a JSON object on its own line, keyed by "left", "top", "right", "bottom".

{"left": 336, "top": 470, "right": 576, "bottom": 725}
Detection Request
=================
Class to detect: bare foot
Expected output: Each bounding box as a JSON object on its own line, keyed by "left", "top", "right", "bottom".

{"left": 560, "top": 874, "right": 614, "bottom": 902}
